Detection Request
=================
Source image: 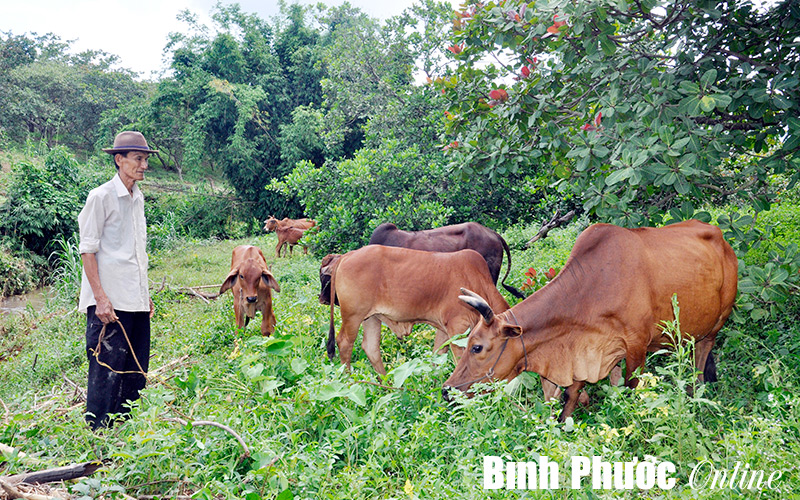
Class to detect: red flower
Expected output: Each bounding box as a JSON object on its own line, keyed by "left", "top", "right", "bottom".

{"left": 521, "top": 66, "right": 531, "bottom": 78}
{"left": 524, "top": 267, "right": 537, "bottom": 278}
{"left": 545, "top": 267, "right": 557, "bottom": 280}
{"left": 489, "top": 88, "right": 509, "bottom": 101}
{"left": 447, "top": 44, "right": 464, "bottom": 55}
{"left": 581, "top": 112, "right": 602, "bottom": 131}
{"left": 547, "top": 13, "right": 567, "bottom": 33}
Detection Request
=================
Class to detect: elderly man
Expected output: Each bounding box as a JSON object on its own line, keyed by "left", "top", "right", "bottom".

{"left": 78, "top": 131, "right": 156, "bottom": 430}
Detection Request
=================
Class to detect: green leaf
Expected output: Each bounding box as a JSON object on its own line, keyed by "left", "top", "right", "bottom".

{"left": 600, "top": 35, "right": 616, "bottom": 56}
{"left": 772, "top": 94, "right": 792, "bottom": 110}
{"left": 679, "top": 96, "right": 703, "bottom": 116}
{"left": 700, "top": 95, "right": 716, "bottom": 112}
{"left": 700, "top": 69, "right": 717, "bottom": 90}
{"left": 606, "top": 168, "right": 633, "bottom": 186}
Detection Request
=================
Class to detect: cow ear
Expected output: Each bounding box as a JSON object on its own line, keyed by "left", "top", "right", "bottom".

{"left": 220, "top": 269, "right": 238, "bottom": 294}
{"left": 262, "top": 272, "right": 281, "bottom": 292}
{"left": 501, "top": 324, "right": 523, "bottom": 338}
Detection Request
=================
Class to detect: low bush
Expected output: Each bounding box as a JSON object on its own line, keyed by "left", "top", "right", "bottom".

{"left": 0, "top": 242, "right": 37, "bottom": 296}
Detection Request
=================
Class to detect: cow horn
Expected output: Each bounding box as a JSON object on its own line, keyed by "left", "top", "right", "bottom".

{"left": 458, "top": 288, "right": 494, "bottom": 325}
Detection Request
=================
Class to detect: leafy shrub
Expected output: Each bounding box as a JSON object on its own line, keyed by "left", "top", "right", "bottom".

{"left": 0, "top": 146, "right": 111, "bottom": 257}
{"left": 274, "top": 142, "right": 454, "bottom": 254}
{"left": 145, "top": 188, "right": 253, "bottom": 242}
{"left": 0, "top": 242, "right": 37, "bottom": 296}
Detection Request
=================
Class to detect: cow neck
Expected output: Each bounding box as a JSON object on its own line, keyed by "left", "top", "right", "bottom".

{"left": 503, "top": 267, "right": 584, "bottom": 347}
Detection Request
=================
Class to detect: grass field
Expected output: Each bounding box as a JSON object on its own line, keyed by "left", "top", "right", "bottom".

{"left": 1, "top": 225, "right": 799, "bottom": 499}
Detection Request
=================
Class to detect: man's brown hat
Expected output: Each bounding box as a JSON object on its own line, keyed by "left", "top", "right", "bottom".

{"left": 102, "top": 131, "right": 159, "bottom": 154}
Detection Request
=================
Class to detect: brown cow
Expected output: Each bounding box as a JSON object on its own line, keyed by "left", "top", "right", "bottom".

{"left": 327, "top": 245, "right": 511, "bottom": 375}
{"left": 369, "top": 222, "right": 525, "bottom": 300}
{"left": 275, "top": 226, "right": 308, "bottom": 258}
{"left": 443, "top": 220, "right": 738, "bottom": 421}
{"left": 219, "top": 245, "right": 281, "bottom": 335}
{"left": 263, "top": 216, "right": 316, "bottom": 233}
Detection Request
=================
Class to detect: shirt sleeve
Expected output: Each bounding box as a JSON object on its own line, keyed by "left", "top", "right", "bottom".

{"left": 78, "top": 192, "right": 105, "bottom": 254}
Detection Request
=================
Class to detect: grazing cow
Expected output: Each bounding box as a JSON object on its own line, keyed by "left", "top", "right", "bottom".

{"left": 369, "top": 222, "right": 525, "bottom": 299}
{"left": 219, "top": 245, "right": 281, "bottom": 336}
{"left": 263, "top": 216, "right": 316, "bottom": 233}
{"left": 327, "top": 245, "right": 511, "bottom": 375}
{"left": 320, "top": 253, "right": 412, "bottom": 338}
{"left": 443, "top": 220, "right": 738, "bottom": 421}
{"left": 275, "top": 226, "right": 308, "bottom": 258}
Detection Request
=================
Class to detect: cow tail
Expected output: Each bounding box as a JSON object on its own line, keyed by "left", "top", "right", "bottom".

{"left": 327, "top": 270, "right": 337, "bottom": 360}
{"left": 704, "top": 350, "right": 718, "bottom": 383}
{"left": 500, "top": 236, "right": 527, "bottom": 300}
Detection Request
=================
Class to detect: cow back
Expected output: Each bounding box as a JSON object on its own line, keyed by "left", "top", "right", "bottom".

{"left": 368, "top": 222, "right": 505, "bottom": 284}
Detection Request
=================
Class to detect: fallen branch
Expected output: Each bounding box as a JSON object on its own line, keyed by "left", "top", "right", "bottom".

{"left": 526, "top": 209, "right": 576, "bottom": 247}
{"left": 164, "top": 418, "right": 250, "bottom": 459}
{"left": 151, "top": 354, "right": 192, "bottom": 376}
{"left": 2, "top": 461, "right": 104, "bottom": 486}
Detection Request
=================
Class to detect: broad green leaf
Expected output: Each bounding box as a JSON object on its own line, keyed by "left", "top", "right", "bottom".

{"left": 606, "top": 168, "right": 633, "bottom": 186}
{"left": 700, "top": 95, "right": 716, "bottom": 112}
{"left": 600, "top": 35, "right": 616, "bottom": 56}
{"left": 700, "top": 69, "right": 717, "bottom": 90}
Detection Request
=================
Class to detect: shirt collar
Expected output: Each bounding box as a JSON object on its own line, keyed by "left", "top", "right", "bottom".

{"left": 111, "top": 173, "right": 143, "bottom": 201}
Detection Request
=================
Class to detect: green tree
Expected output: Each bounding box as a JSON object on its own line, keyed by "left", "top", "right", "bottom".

{"left": 441, "top": 0, "right": 800, "bottom": 320}
{"left": 0, "top": 32, "right": 145, "bottom": 151}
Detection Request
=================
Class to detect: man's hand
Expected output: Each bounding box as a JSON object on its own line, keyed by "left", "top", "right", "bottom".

{"left": 94, "top": 294, "right": 118, "bottom": 324}
{"left": 81, "top": 252, "right": 118, "bottom": 324}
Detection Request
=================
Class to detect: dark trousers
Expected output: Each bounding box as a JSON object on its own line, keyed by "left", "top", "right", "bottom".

{"left": 85, "top": 306, "right": 150, "bottom": 430}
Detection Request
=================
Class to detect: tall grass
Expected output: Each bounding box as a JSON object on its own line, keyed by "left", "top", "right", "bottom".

{"left": 49, "top": 233, "right": 82, "bottom": 304}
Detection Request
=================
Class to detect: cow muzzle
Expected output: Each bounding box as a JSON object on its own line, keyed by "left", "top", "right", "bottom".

{"left": 442, "top": 386, "right": 454, "bottom": 402}
{"left": 246, "top": 296, "right": 257, "bottom": 304}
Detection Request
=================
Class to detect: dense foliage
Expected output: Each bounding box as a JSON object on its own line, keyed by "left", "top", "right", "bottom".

{"left": 440, "top": 0, "right": 800, "bottom": 322}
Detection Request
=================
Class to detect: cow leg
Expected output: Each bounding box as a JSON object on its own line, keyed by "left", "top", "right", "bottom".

{"left": 558, "top": 381, "right": 586, "bottom": 422}
{"left": 694, "top": 336, "right": 716, "bottom": 383}
{"left": 275, "top": 241, "right": 282, "bottom": 258}
{"left": 543, "top": 378, "right": 590, "bottom": 407}
{"left": 433, "top": 329, "right": 450, "bottom": 355}
{"left": 541, "top": 378, "right": 560, "bottom": 402}
{"left": 260, "top": 308, "right": 276, "bottom": 337}
{"left": 336, "top": 314, "right": 362, "bottom": 371}
{"left": 234, "top": 304, "right": 245, "bottom": 329}
{"left": 624, "top": 346, "right": 647, "bottom": 389}
{"left": 361, "top": 317, "right": 385, "bottom": 375}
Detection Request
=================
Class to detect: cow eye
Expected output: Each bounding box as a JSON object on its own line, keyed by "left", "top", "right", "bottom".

{"left": 471, "top": 345, "right": 483, "bottom": 354}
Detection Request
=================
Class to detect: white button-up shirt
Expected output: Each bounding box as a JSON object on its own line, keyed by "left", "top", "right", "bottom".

{"left": 78, "top": 174, "right": 150, "bottom": 313}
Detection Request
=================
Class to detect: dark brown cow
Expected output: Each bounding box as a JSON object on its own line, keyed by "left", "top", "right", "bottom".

{"left": 275, "top": 226, "right": 308, "bottom": 258}
{"left": 263, "top": 216, "right": 316, "bottom": 233}
{"left": 219, "top": 245, "right": 281, "bottom": 335}
{"left": 369, "top": 222, "right": 525, "bottom": 300}
{"left": 327, "top": 245, "right": 510, "bottom": 375}
{"left": 443, "top": 220, "right": 738, "bottom": 421}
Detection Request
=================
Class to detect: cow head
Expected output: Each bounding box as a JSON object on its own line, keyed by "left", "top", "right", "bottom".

{"left": 263, "top": 216, "right": 279, "bottom": 233}
{"left": 220, "top": 258, "right": 281, "bottom": 317}
{"left": 318, "top": 253, "right": 342, "bottom": 305}
{"left": 443, "top": 288, "right": 525, "bottom": 400}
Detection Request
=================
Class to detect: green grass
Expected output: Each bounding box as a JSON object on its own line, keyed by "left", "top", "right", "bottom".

{"left": 1, "top": 225, "right": 799, "bottom": 499}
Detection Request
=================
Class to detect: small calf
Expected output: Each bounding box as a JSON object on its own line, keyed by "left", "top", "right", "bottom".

{"left": 220, "top": 245, "right": 281, "bottom": 335}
